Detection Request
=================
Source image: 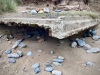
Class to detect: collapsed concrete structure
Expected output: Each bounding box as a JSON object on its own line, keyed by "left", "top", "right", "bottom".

{"left": 0, "top": 11, "right": 98, "bottom": 39}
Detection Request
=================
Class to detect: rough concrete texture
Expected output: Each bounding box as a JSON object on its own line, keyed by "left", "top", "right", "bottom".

{"left": 0, "top": 16, "right": 98, "bottom": 39}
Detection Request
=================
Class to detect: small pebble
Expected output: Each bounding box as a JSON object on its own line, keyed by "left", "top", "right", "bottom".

{"left": 18, "top": 43, "right": 26, "bottom": 48}
{"left": 27, "top": 51, "right": 33, "bottom": 56}
{"left": 38, "top": 50, "right": 42, "bottom": 52}
{"left": 23, "top": 67, "right": 28, "bottom": 72}
{"left": 86, "top": 62, "right": 92, "bottom": 66}
{"left": 50, "top": 51, "right": 54, "bottom": 54}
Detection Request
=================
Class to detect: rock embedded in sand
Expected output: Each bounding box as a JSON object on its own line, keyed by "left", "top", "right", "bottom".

{"left": 34, "top": 67, "right": 40, "bottom": 74}
{"left": 53, "top": 62, "right": 62, "bottom": 66}
{"left": 8, "top": 53, "right": 20, "bottom": 58}
{"left": 32, "top": 63, "right": 40, "bottom": 69}
{"left": 27, "top": 51, "right": 33, "bottom": 56}
{"left": 58, "top": 56, "right": 64, "bottom": 60}
{"left": 8, "top": 58, "right": 16, "bottom": 63}
{"left": 83, "top": 44, "right": 91, "bottom": 50}
{"left": 71, "top": 41, "right": 77, "bottom": 48}
{"left": 45, "top": 67, "right": 53, "bottom": 72}
{"left": 5, "top": 50, "right": 12, "bottom": 54}
{"left": 52, "top": 70, "right": 62, "bottom": 75}
{"left": 52, "top": 59, "right": 63, "bottom": 63}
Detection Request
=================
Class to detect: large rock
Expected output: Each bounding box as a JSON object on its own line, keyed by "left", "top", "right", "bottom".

{"left": 8, "top": 53, "right": 20, "bottom": 58}
{"left": 45, "top": 67, "right": 53, "bottom": 72}
{"left": 87, "top": 47, "right": 100, "bottom": 53}
{"left": 52, "top": 70, "right": 62, "bottom": 75}
{"left": 76, "top": 38, "right": 85, "bottom": 46}
{"left": 52, "top": 59, "right": 63, "bottom": 63}
{"left": 32, "top": 63, "right": 40, "bottom": 69}
{"left": 83, "top": 44, "right": 91, "bottom": 50}
{"left": 92, "top": 35, "right": 100, "bottom": 41}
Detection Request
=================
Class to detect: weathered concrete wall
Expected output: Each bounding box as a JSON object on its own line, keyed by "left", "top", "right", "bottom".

{"left": 0, "top": 16, "right": 98, "bottom": 39}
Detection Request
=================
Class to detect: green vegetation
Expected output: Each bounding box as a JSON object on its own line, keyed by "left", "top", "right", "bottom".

{"left": 59, "top": 11, "right": 98, "bottom": 19}
{"left": 0, "top": 0, "right": 18, "bottom": 14}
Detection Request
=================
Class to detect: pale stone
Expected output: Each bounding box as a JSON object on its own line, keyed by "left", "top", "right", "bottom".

{"left": 83, "top": 44, "right": 91, "bottom": 50}
{"left": 52, "top": 70, "right": 62, "bottom": 75}
{"left": 53, "top": 62, "right": 62, "bottom": 66}
{"left": 32, "top": 63, "right": 40, "bottom": 69}
{"left": 71, "top": 42, "right": 77, "bottom": 48}
{"left": 58, "top": 56, "right": 64, "bottom": 60}
{"left": 8, "top": 53, "right": 20, "bottom": 58}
